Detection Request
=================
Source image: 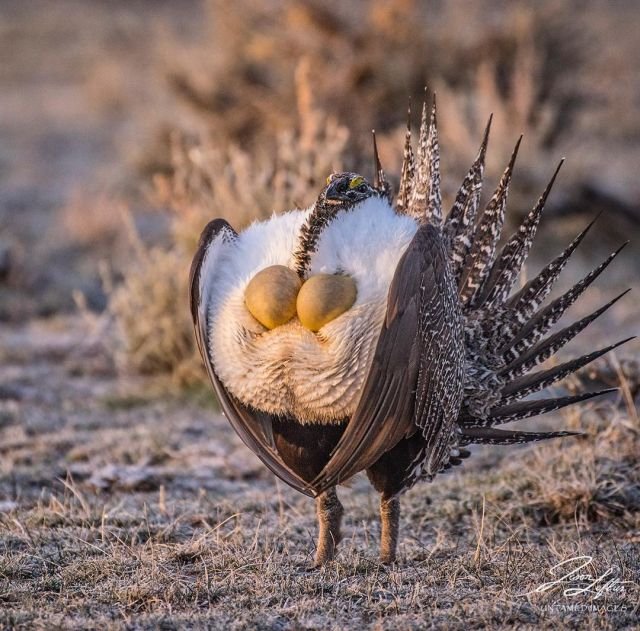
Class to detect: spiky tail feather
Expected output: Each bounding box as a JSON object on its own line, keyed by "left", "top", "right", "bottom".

{"left": 393, "top": 94, "right": 630, "bottom": 449}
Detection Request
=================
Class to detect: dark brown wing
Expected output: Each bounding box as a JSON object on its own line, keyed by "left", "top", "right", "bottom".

{"left": 189, "top": 219, "right": 314, "bottom": 497}
{"left": 310, "top": 224, "right": 465, "bottom": 494}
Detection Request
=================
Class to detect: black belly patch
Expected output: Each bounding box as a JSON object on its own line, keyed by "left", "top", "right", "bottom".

{"left": 271, "top": 417, "right": 348, "bottom": 483}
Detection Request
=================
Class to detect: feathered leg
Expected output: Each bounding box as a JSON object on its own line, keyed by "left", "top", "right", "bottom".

{"left": 314, "top": 487, "right": 344, "bottom": 566}
{"left": 379, "top": 496, "right": 400, "bottom": 564}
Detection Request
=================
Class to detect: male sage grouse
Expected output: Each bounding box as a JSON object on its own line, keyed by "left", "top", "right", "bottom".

{"left": 189, "top": 97, "right": 630, "bottom": 566}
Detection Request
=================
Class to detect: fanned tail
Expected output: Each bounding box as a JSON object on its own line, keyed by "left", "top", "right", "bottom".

{"left": 388, "top": 98, "right": 631, "bottom": 454}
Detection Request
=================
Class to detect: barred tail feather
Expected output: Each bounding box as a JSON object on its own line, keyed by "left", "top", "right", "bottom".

{"left": 500, "top": 289, "right": 631, "bottom": 382}
{"left": 425, "top": 95, "right": 441, "bottom": 226}
{"left": 500, "top": 246, "right": 629, "bottom": 364}
{"left": 371, "top": 130, "right": 391, "bottom": 199}
{"left": 478, "top": 160, "right": 564, "bottom": 309}
{"left": 498, "top": 337, "right": 634, "bottom": 404}
{"left": 408, "top": 95, "right": 441, "bottom": 225}
{"left": 396, "top": 102, "right": 415, "bottom": 215}
{"left": 504, "top": 217, "right": 598, "bottom": 320}
{"left": 461, "top": 388, "right": 616, "bottom": 428}
{"left": 407, "top": 100, "right": 429, "bottom": 220}
{"left": 444, "top": 116, "right": 491, "bottom": 279}
{"left": 460, "top": 427, "right": 582, "bottom": 446}
{"left": 459, "top": 136, "right": 522, "bottom": 307}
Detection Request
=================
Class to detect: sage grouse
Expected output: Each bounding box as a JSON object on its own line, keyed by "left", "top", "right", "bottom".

{"left": 189, "top": 98, "right": 630, "bottom": 565}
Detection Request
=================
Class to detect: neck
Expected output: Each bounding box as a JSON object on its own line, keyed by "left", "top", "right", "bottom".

{"left": 292, "top": 199, "right": 352, "bottom": 278}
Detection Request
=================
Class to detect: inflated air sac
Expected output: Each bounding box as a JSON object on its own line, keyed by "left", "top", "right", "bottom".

{"left": 297, "top": 274, "right": 357, "bottom": 332}
{"left": 244, "top": 265, "right": 301, "bottom": 329}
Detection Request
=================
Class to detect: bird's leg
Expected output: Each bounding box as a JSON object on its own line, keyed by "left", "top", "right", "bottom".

{"left": 379, "top": 496, "right": 400, "bottom": 564}
{"left": 314, "top": 487, "right": 344, "bottom": 566}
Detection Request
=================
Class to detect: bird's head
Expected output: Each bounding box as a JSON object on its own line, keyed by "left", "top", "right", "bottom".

{"left": 318, "top": 172, "right": 378, "bottom": 209}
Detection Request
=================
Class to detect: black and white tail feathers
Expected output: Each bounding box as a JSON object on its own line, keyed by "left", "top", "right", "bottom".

{"left": 384, "top": 95, "right": 632, "bottom": 448}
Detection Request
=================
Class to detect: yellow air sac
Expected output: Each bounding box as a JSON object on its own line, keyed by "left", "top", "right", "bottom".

{"left": 297, "top": 274, "right": 357, "bottom": 332}
{"left": 244, "top": 265, "right": 301, "bottom": 329}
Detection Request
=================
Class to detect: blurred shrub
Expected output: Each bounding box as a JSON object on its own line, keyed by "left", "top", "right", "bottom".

{"left": 155, "top": 0, "right": 587, "bottom": 202}
{"left": 109, "top": 246, "right": 200, "bottom": 384}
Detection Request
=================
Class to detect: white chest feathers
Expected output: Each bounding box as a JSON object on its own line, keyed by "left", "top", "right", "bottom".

{"left": 204, "top": 196, "right": 419, "bottom": 423}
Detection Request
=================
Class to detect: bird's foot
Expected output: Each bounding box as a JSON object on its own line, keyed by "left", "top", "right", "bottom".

{"left": 379, "top": 496, "right": 400, "bottom": 566}
{"left": 313, "top": 487, "right": 344, "bottom": 567}
{"left": 313, "top": 532, "right": 341, "bottom": 567}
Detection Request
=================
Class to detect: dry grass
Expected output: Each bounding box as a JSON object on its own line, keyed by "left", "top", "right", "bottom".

{"left": 1, "top": 318, "right": 638, "bottom": 629}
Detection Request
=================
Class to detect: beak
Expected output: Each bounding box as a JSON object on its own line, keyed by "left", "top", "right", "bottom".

{"left": 325, "top": 178, "right": 350, "bottom": 202}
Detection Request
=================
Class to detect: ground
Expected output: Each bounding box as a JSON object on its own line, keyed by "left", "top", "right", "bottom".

{"left": 1, "top": 317, "right": 638, "bottom": 630}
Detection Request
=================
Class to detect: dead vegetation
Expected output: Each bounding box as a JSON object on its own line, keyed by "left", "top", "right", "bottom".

{"left": 156, "top": 0, "right": 636, "bottom": 209}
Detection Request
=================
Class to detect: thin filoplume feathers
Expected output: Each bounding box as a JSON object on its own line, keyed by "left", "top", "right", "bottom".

{"left": 189, "top": 96, "right": 631, "bottom": 565}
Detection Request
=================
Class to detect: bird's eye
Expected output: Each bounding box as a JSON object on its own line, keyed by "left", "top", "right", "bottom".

{"left": 357, "top": 184, "right": 368, "bottom": 193}
{"left": 348, "top": 176, "right": 365, "bottom": 189}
